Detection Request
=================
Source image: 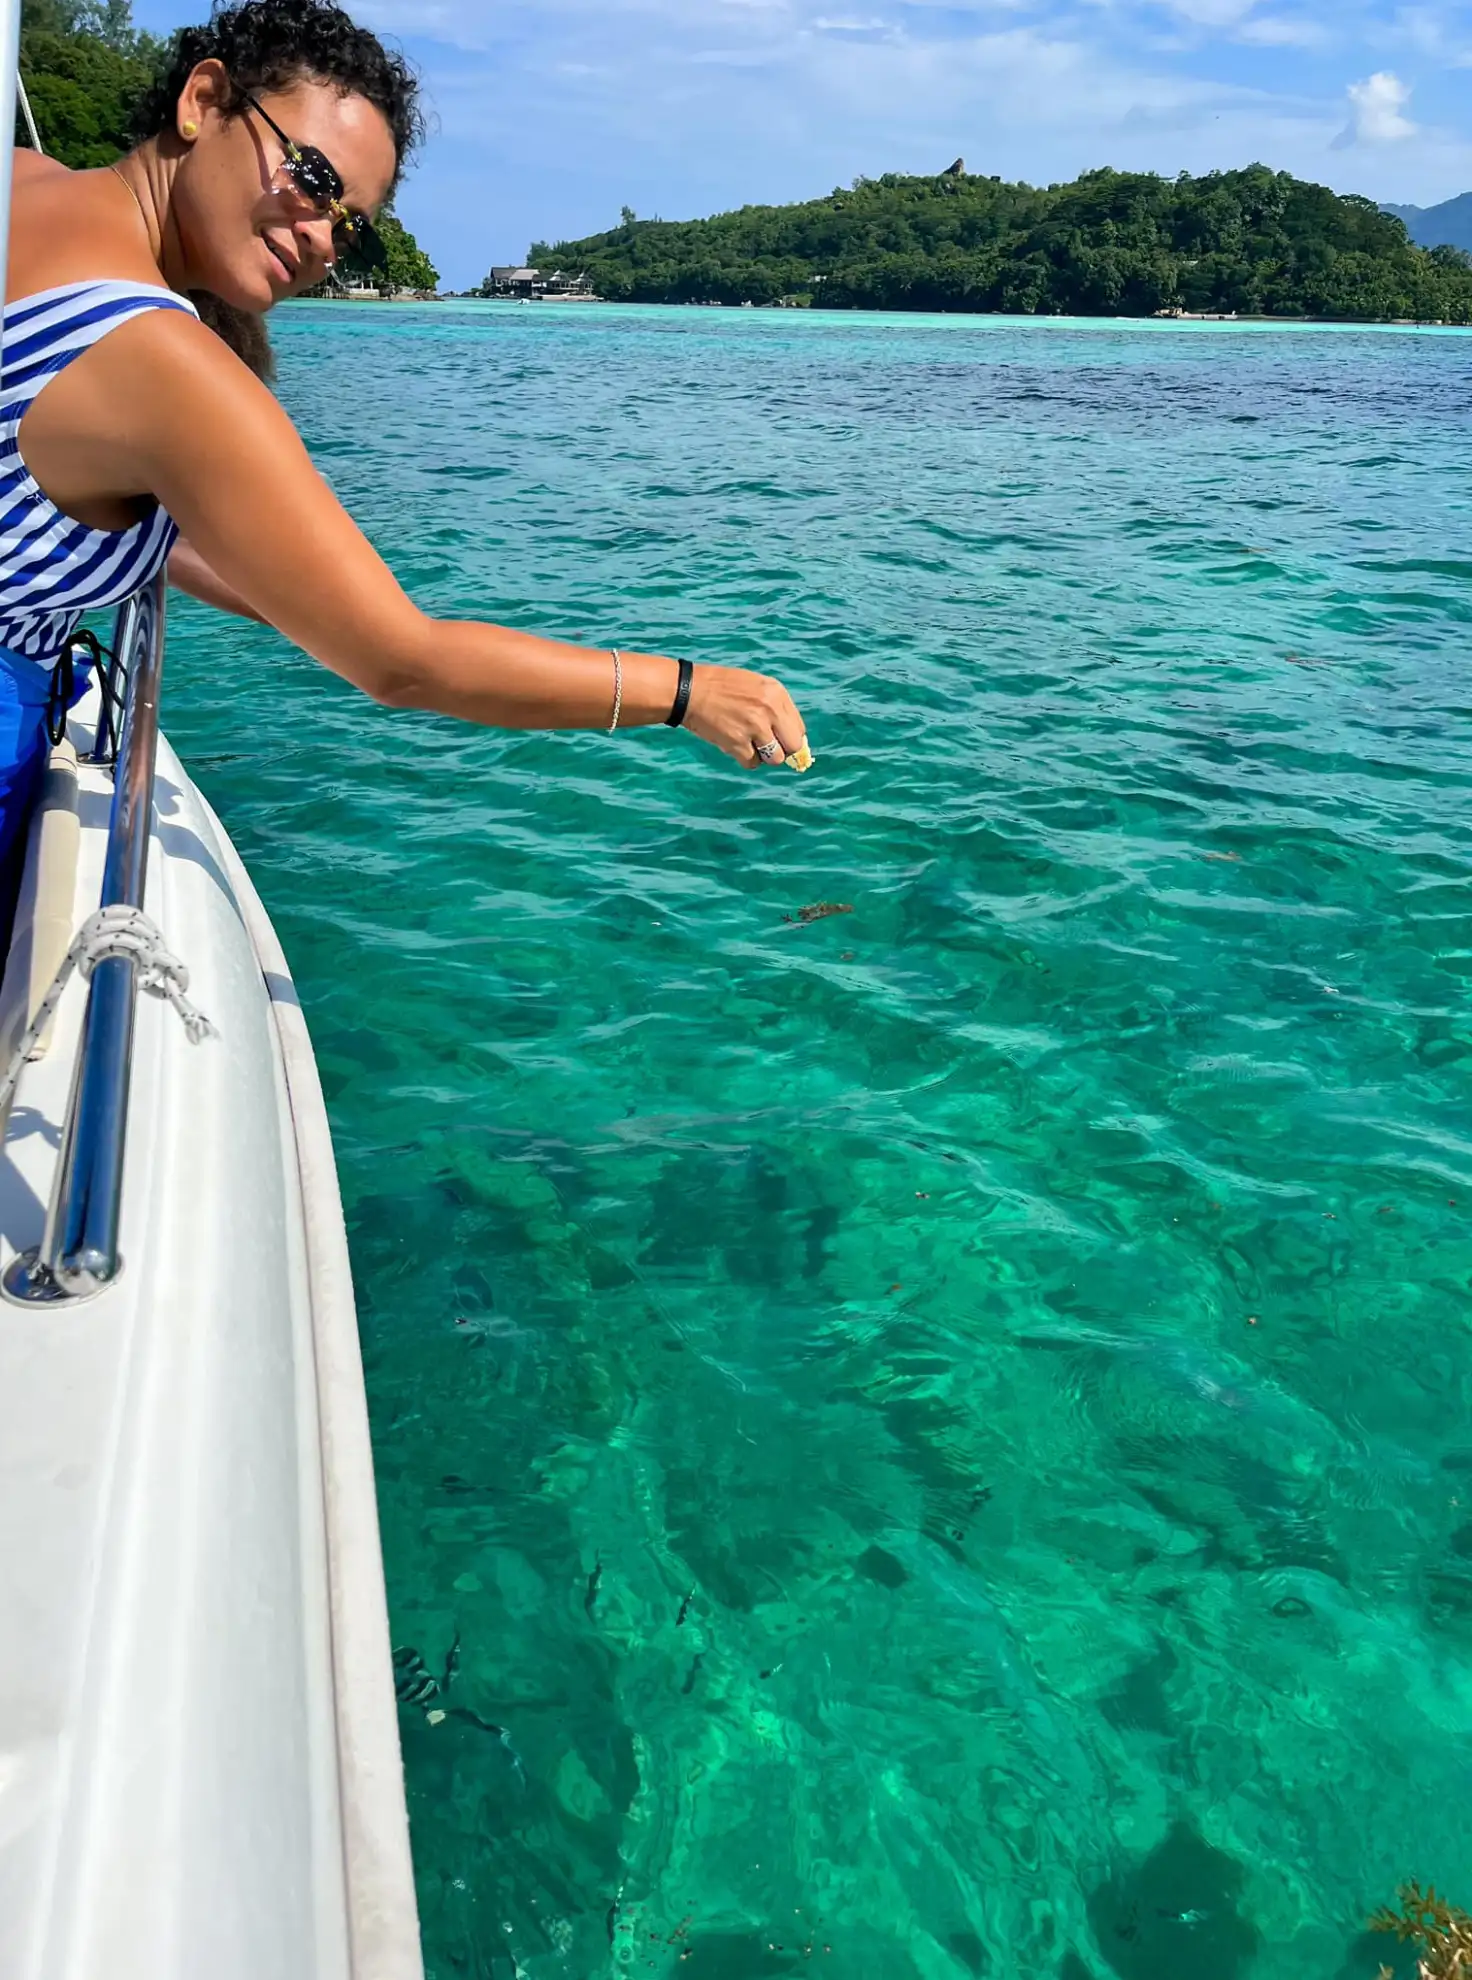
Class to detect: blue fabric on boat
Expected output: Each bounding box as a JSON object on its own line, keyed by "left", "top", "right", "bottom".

{"left": 0, "top": 640, "right": 90, "bottom": 937}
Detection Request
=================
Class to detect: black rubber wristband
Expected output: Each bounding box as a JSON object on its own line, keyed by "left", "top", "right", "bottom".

{"left": 665, "top": 657, "right": 694, "bottom": 729}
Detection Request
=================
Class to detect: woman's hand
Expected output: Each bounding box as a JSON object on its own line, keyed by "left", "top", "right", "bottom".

{"left": 683, "top": 663, "right": 810, "bottom": 770}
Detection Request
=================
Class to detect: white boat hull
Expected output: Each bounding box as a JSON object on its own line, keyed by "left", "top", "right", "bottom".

{"left": 0, "top": 702, "right": 422, "bottom": 1979}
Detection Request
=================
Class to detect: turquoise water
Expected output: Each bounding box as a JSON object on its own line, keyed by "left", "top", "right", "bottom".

{"left": 166, "top": 302, "right": 1472, "bottom": 1979}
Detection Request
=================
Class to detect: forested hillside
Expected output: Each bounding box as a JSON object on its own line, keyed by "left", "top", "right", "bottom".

{"left": 533, "top": 164, "right": 1472, "bottom": 322}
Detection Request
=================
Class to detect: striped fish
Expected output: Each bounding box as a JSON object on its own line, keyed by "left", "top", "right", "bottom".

{"left": 392, "top": 1633, "right": 462, "bottom": 1710}
{"left": 392, "top": 1646, "right": 440, "bottom": 1708}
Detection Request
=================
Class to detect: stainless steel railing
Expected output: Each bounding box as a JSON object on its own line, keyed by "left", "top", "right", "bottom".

{"left": 4, "top": 575, "right": 166, "bottom": 1301}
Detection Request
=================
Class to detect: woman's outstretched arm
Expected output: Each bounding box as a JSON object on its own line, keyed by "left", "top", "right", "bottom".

{"left": 38, "top": 308, "right": 808, "bottom": 767}
{"left": 168, "top": 537, "right": 266, "bottom": 622}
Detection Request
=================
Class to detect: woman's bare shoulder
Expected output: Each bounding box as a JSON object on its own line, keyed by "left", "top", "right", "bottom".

{"left": 12, "top": 148, "right": 70, "bottom": 184}
{"left": 7, "top": 161, "right": 169, "bottom": 300}
{"left": 18, "top": 276, "right": 288, "bottom": 528}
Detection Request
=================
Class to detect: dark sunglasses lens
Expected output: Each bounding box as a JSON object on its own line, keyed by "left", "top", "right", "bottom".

{"left": 284, "top": 144, "right": 341, "bottom": 208}
{"left": 338, "top": 216, "right": 388, "bottom": 275}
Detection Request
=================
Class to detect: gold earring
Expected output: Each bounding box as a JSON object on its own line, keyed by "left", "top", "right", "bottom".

{"left": 182, "top": 119, "right": 199, "bottom": 138}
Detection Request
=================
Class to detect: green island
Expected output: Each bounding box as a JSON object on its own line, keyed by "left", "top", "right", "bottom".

{"left": 15, "top": 0, "right": 437, "bottom": 292}
{"left": 531, "top": 164, "right": 1472, "bottom": 323}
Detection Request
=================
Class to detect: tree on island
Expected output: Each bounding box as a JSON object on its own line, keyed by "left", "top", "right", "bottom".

{"left": 532, "top": 163, "right": 1472, "bottom": 324}
{"left": 18, "top": 0, "right": 164, "bottom": 167}
{"left": 375, "top": 210, "right": 438, "bottom": 293}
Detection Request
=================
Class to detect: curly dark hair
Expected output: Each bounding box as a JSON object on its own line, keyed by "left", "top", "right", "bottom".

{"left": 190, "top": 291, "right": 276, "bottom": 380}
{"left": 132, "top": 0, "right": 423, "bottom": 184}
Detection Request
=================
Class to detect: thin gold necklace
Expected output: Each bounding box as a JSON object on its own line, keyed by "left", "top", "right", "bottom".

{"left": 109, "top": 164, "right": 152, "bottom": 242}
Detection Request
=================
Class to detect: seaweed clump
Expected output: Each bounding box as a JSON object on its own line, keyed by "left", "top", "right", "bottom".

{"left": 1371, "top": 1884, "right": 1472, "bottom": 1978}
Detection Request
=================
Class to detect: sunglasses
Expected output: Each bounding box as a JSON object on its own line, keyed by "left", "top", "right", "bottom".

{"left": 242, "top": 91, "right": 387, "bottom": 275}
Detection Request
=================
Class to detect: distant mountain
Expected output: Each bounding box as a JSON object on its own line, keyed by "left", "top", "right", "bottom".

{"left": 1384, "top": 192, "right": 1472, "bottom": 253}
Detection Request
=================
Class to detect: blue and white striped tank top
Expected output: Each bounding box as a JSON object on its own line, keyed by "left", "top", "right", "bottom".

{"left": 0, "top": 279, "right": 199, "bottom": 664}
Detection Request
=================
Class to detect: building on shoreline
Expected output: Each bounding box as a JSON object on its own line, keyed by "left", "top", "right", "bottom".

{"left": 481, "top": 265, "right": 598, "bottom": 301}
{"left": 313, "top": 288, "right": 441, "bottom": 302}
{"left": 300, "top": 278, "right": 442, "bottom": 302}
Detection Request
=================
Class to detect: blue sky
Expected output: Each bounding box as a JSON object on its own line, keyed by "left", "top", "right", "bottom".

{"left": 132, "top": 0, "right": 1472, "bottom": 290}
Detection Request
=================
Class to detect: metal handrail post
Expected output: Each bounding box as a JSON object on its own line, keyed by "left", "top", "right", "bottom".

{"left": 91, "top": 591, "right": 141, "bottom": 765}
{"left": 1, "top": 18, "right": 162, "bottom": 1301}
{"left": 5, "top": 576, "right": 166, "bottom": 1300}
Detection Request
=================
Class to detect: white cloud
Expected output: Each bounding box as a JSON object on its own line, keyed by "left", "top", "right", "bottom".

{"left": 1335, "top": 69, "right": 1419, "bottom": 147}
{"left": 1151, "top": 0, "right": 1260, "bottom": 24}
{"left": 1392, "top": 3, "right": 1472, "bottom": 64}
{"left": 1236, "top": 15, "right": 1330, "bottom": 46}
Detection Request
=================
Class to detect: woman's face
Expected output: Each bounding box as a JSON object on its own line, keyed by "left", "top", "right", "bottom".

{"left": 171, "top": 61, "right": 398, "bottom": 311}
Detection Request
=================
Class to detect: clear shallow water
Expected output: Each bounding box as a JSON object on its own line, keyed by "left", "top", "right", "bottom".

{"left": 164, "top": 303, "right": 1472, "bottom": 1980}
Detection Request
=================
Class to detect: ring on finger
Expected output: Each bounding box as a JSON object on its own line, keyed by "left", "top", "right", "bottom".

{"left": 756, "top": 738, "right": 785, "bottom": 764}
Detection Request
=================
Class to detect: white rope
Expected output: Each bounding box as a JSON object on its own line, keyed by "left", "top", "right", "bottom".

{"left": 0, "top": 904, "right": 216, "bottom": 1114}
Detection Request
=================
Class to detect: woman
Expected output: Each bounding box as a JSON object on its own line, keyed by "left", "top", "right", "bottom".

{"left": 0, "top": 0, "right": 809, "bottom": 914}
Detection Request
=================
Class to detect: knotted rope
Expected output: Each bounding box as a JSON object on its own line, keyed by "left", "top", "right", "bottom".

{"left": 0, "top": 904, "right": 216, "bottom": 1114}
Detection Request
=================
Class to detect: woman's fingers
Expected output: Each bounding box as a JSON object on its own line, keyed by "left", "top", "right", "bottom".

{"left": 744, "top": 684, "right": 807, "bottom": 770}
{"left": 684, "top": 664, "right": 812, "bottom": 770}
{"left": 766, "top": 682, "right": 808, "bottom": 767}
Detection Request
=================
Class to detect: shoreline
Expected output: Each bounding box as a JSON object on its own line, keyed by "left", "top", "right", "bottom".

{"left": 292, "top": 296, "right": 1472, "bottom": 335}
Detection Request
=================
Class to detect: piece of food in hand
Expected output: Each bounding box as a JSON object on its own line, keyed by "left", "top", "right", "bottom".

{"left": 785, "top": 745, "right": 815, "bottom": 773}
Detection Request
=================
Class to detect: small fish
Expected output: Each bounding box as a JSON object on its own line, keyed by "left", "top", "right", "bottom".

{"left": 1156, "top": 1909, "right": 1211, "bottom": 1927}
{"left": 392, "top": 1647, "right": 440, "bottom": 1709}
{"left": 676, "top": 1587, "right": 696, "bottom": 1628}
{"left": 681, "top": 1651, "right": 706, "bottom": 1695}
{"left": 585, "top": 1558, "right": 604, "bottom": 1617}
{"left": 449, "top": 1704, "right": 501, "bottom": 1735}
{"left": 442, "top": 1632, "right": 461, "bottom": 1692}
{"left": 496, "top": 1727, "right": 528, "bottom": 1790}
{"left": 783, "top": 901, "right": 854, "bottom": 926}
{"left": 449, "top": 1707, "right": 528, "bottom": 1788}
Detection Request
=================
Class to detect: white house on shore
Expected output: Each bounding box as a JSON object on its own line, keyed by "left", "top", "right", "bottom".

{"left": 481, "top": 265, "right": 597, "bottom": 300}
